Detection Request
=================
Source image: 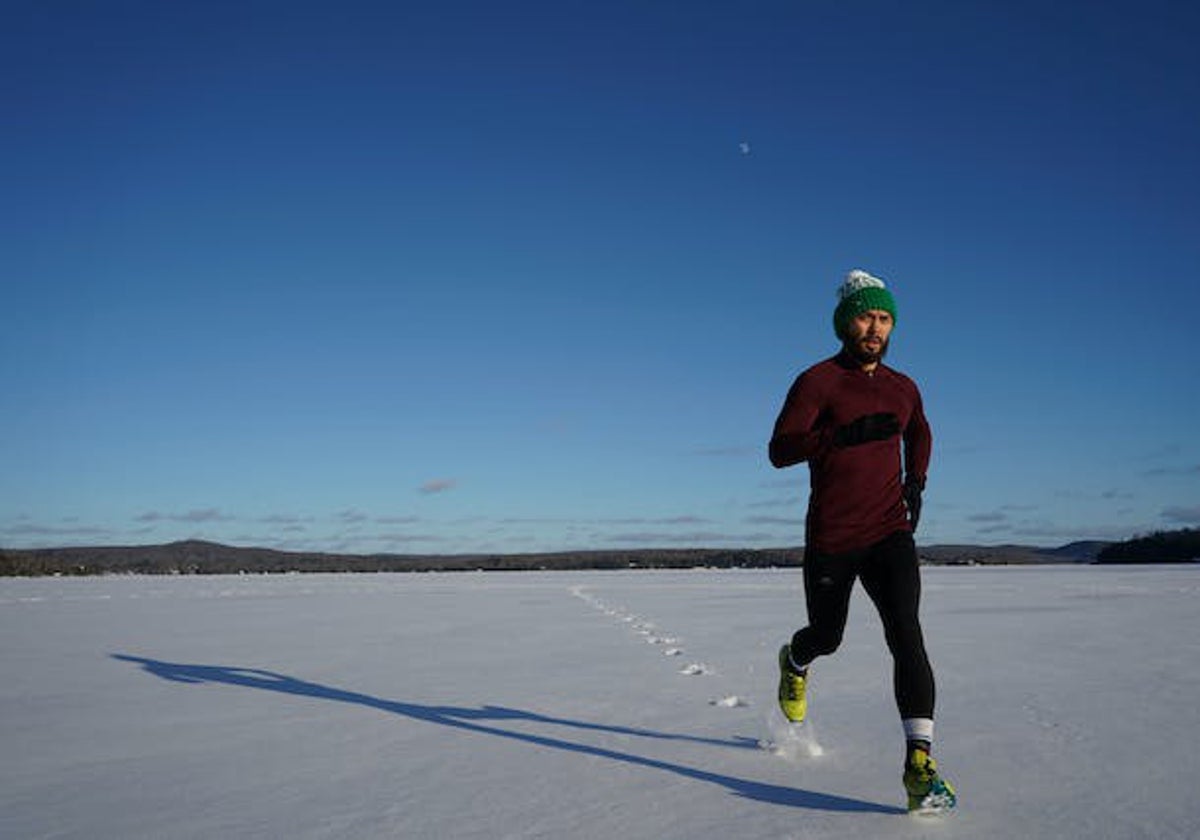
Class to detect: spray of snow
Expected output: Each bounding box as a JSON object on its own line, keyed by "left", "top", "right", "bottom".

{"left": 762, "top": 708, "right": 826, "bottom": 760}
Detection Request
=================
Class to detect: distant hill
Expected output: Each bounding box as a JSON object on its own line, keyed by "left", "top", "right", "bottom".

{"left": 0, "top": 538, "right": 1114, "bottom": 577}
{"left": 1096, "top": 529, "right": 1200, "bottom": 564}
{"left": 0, "top": 540, "right": 804, "bottom": 576}
{"left": 917, "top": 541, "right": 1109, "bottom": 566}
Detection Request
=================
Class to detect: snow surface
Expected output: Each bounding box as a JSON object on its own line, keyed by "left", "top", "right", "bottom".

{"left": 3, "top": 565, "right": 1199, "bottom": 839}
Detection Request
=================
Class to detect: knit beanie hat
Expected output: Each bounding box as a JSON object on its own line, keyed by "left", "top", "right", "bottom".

{"left": 833, "top": 269, "right": 897, "bottom": 339}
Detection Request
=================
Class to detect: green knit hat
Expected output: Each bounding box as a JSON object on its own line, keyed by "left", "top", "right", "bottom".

{"left": 833, "top": 269, "right": 897, "bottom": 339}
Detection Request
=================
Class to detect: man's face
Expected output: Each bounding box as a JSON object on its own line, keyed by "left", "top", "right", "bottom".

{"left": 843, "top": 309, "right": 893, "bottom": 364}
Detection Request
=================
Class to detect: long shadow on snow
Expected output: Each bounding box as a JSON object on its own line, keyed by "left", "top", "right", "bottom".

{"left": 112, "top": 653, "right": 902, "bottom": 815}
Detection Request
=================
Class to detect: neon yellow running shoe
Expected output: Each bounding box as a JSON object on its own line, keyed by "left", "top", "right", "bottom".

{"left": 903, "top": 748, "right": 957, "bottom": 814}
{"left": 776, "top": 644, "right": 808, "bottom": 723}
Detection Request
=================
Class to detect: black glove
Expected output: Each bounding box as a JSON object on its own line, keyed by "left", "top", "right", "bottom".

{"left": 833, "top": 412, "right": 900, "bottom": 448}
{"left": 903, "top": 476, "right": 924, "bottom": 532}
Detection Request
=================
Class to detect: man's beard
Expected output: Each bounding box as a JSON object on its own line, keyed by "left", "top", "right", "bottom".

{"left": 844, "top": 335, "right": 889, "bottom": 365}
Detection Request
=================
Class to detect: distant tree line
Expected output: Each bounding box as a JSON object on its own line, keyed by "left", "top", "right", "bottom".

{"left": 0, "top": 537, "right": 1116, "bottom": 577}
{"left": 0, "top": 540, "right": 806, "bottom": 577}
{"left": 1096, "top": 528, "right": 1200, "bottom": 564}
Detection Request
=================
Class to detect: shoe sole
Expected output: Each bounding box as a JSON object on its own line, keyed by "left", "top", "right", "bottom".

{"left": 908, "top": 789, "right": 957, "bottom": 815}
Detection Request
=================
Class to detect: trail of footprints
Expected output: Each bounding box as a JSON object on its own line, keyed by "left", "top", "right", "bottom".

{"left": 570, "top": 586, "right": 747, "bottom": 709}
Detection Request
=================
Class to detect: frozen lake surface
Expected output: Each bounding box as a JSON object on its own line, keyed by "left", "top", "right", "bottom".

{"left": 3, "top": 565, "right": 1199, "bottom": 839}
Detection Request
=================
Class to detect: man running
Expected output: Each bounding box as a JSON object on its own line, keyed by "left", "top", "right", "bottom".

{"left": 768, "top": 268, "right": 956, "bottom": 814}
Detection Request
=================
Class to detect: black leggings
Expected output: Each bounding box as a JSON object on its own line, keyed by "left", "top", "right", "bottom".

{"left": 790, "top": 530, "right": 935, "bottom": 720}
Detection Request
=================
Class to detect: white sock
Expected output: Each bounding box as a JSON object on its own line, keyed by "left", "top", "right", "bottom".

{"left": 903, "top": 717, "right": 934, "bottom": 746}
{"left": 786, "top": 648, "right": 808, "bottom": 675}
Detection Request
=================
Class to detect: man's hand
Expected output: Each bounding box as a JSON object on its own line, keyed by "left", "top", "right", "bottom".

{"left": 833, "top": 412, "right": 900, "bottom": 448}
{"left": 903, "top": 476, "right": 925, "bottom": 531}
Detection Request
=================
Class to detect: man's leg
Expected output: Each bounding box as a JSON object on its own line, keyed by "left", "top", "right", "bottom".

{"left": 858, "top": 531, "right": 935, "bottom": 737}
{"left": 845, "top": 532, "right": 954, "bottom": 812}
{"left": 790, "top": 545, "right": 860, "bottom": 668}
{"left": 777, "top": 545, "right": 858, "bottom": 723}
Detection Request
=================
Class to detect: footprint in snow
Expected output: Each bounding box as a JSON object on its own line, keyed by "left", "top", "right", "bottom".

{"left": 709, "top": 695, "right": 748, "bottom": 708}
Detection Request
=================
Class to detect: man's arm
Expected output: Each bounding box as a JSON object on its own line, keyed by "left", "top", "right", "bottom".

{"left": 902, "top": 389, "right": 932, "bottom": 485}
{"left": 768, "top": 373, "right": 831, "bottom": 468}
{"left": 901, "top": 388, "right": 933, "bottom": 530}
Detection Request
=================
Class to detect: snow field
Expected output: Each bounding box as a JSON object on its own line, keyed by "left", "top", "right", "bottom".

{"left": 2, "top": 566, "right": 1200, "bottom": 839}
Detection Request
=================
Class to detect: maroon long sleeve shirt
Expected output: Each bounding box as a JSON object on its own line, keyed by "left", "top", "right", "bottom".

{"left": 769, "top": 351, "right": 932, "bottom": 554}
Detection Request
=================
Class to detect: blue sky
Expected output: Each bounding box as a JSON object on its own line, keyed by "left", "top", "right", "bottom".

{"left": 4, "top": 0, "right": 1198, "bottom": 554}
